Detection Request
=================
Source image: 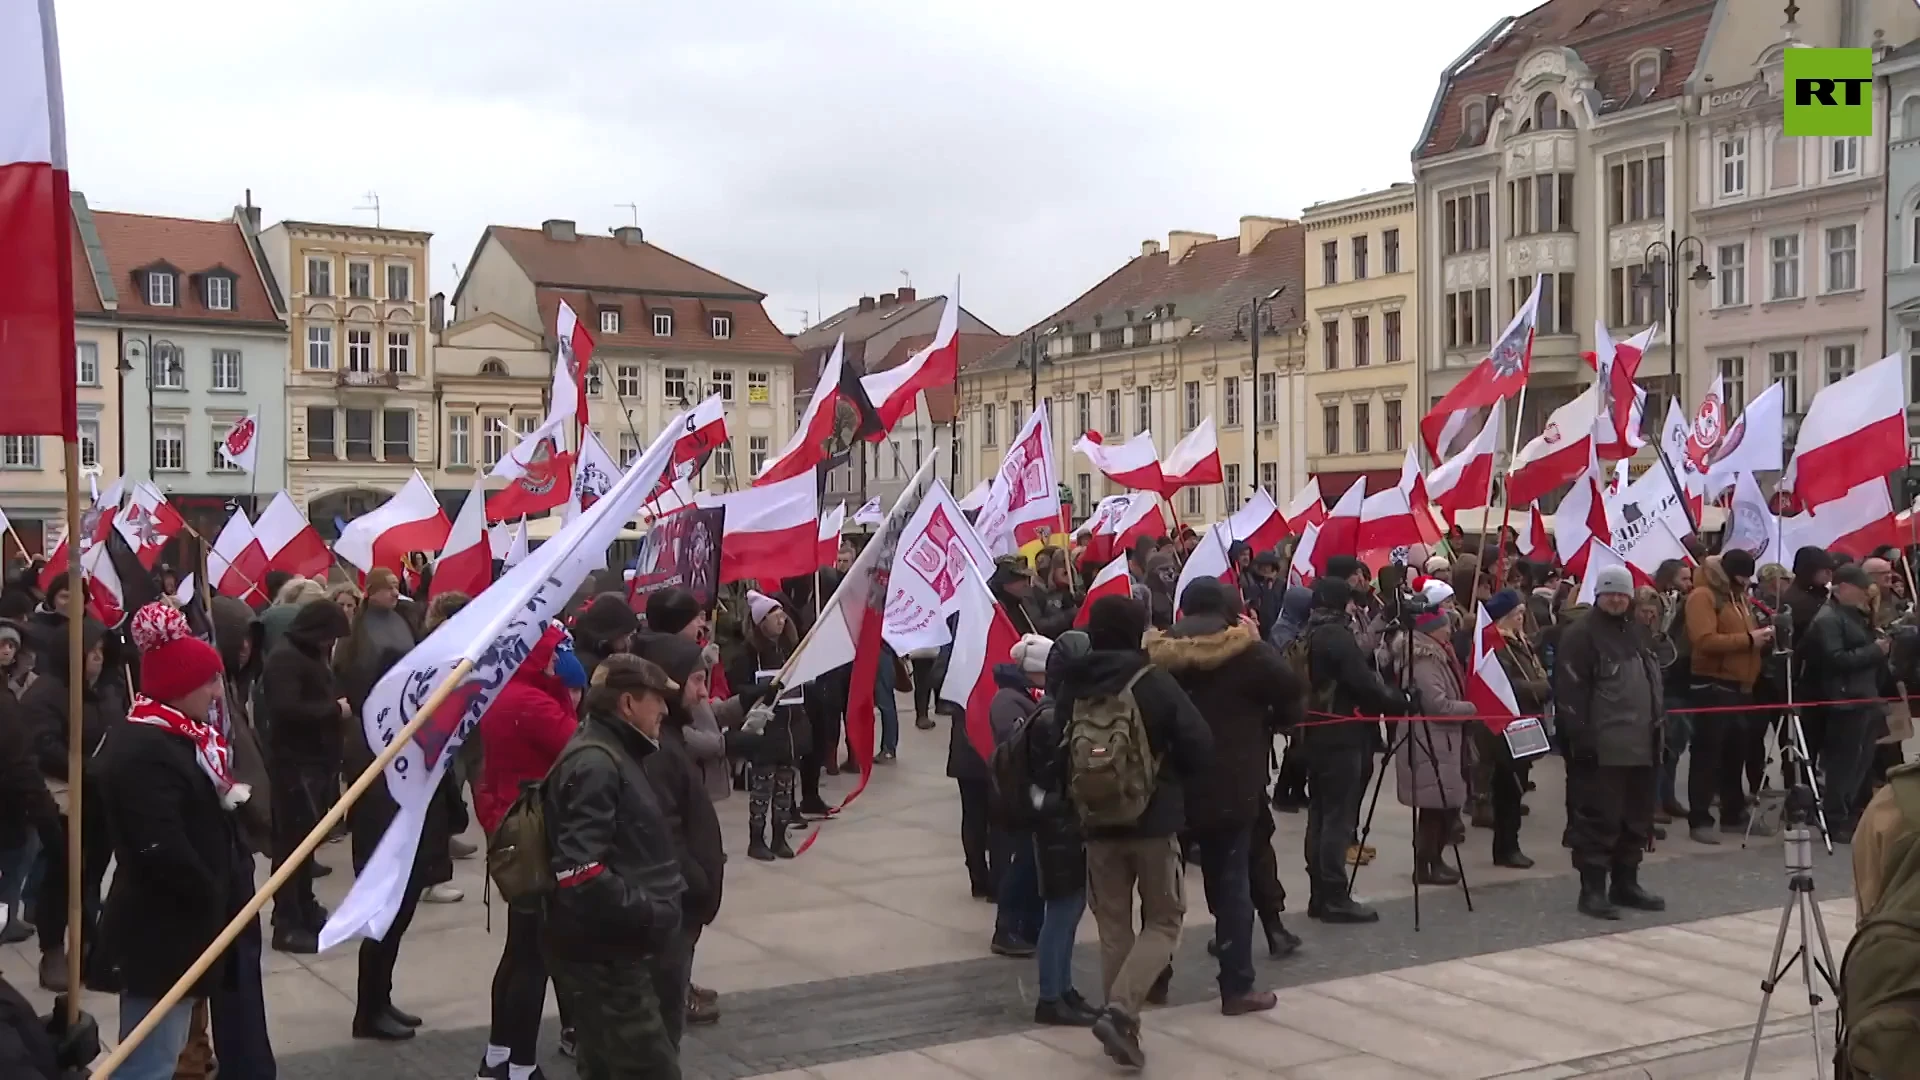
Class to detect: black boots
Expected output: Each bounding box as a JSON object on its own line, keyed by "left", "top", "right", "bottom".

{"left": 1308, "top": 893, "right": 1380, "bottom": 924}
{"left": 1034, "top": 990, "right": 1100, "bottom": 1026}
{"left": 1577, "top": 867, "right": 1620, "bottom": 920}
{"left": 771, "top": 768, "right": 798, "bottom": 859}
{"left": 1259, "top": 910, "right": 1301, "bottom": 957}
{"left": 747, "top": 767, "right": 775, "bottom": 861}
{"left": 1609, "top": 867, "right": 1666, "bottom": 912}
{"left": 1092, "top": 1006, "right": 1146, "bottom": 1068}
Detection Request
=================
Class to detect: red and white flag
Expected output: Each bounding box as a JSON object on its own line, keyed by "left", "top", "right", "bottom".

{"left": 1784, "top": 351, "right": 1906, "bottom": 512}
{"left": 757, "top": 336, "right": 850, "bottom": 486}
{"left": 1227, "top": 487, "right": 1288, "bottom": 554}
{"left": 667, "top": 393, "right": 729, "bottom": 480}
{"left": 1159, "top": 417, "right": 1223, "bottom": 492}
{"left": 1283, "top": 478, "right": 1326, "bottom": 535}
{"left": 1704, "top": 381, "right": 1785, "bottom": 498}
{"left": 707, "top": 468, "right": 820, "bottom": 584}
{"left": 254, "top": 490, "right": 332, "bottom": 580}
{"left": 1290, "top": 522, "right": 1322, "bottom": 586}
{"left": 816, "top": 503, "right": 846, "bottom": 571}
{"left": 1779, "top": 477, "right": 1896, "bottom": 559}
{"left": 862, "top": 290, "right": 961, "bottom": 436}
{"left": 1514, "top": 504, "right": 1550, "bottom": 562}
{"left": 1425, "top": 398, "right": 1501, "bottom": 514}
{"left": 1576, "top": 541, "right": 1634, "bottom": 606}
{"left": 1311, "top": 479, "right": 1366, "bottom": 574}
{"left": 1464, "top": 604, "right": 1524, "bottom": 733}
{"left": 487, "top": 435, "right": 575, "bottom": 523}
{"left": 115, "top": 481, "right": 186, "bottom": 570}
{"left": 219, "top": 411, "right": 261, "bottom": 474}
{"left": 883, "top": 480, "right": 995, "bottom": 653}
{"left": 1507, "top": 386, "right": 1608, "bottom": 505}
{"left": 1358, "top": 475, "right": 1426, "bottom": 551}
{"left": 939, "top": 554, "right": 1021, "bottom": 763}
{"left": 1587, "top": 321, "right": 1655, "bottom": 458}
{"left": 1684, "top": 374, "right": 1726, "bottom": 484}
{"left": 974, "top": 405, "right": 1062, "bottom": 555}
{"left": 0, "top": 0, "right": 78, "bottom": 443}
{"left": 554, "top": 299, "right": 594, "bottom": 425}
{"left": 1173, "top": 522, "right": 1234, "bottom": 611}
{"left": 431, "top": 476, "right": 493, "bottom": 601}
{"left": 574, "top": 428, "right": 622, "bottom": 511}
{"left": 336, "top": 471, "right": 452, "bottom": 577}
{"left": 39, "top": 476, "right": 122, "bottom": 593}
{"left": 1554, "top": 443, "right": 1611, "bottom": 578}
{"left": 1075, "top": 554, "right": 1133, "bottom": 626}
{"left": 1104, "top": 492, "right": 1170, "bottom": 562}
{"left": 1074, "top": 429, "right": 1164, "bottom": 494}
{"left": 1419, "top": 274, "right": 1539, "bottom": 460}
{"left": 208, "top": 509, "right": 268, "bottom": 606}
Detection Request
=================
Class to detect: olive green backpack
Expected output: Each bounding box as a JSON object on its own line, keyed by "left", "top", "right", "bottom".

{"left": 1838, "top": 762, "right": 1920, "bottom": 1080}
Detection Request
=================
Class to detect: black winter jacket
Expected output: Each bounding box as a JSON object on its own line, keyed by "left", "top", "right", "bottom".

{"left": 1053, "top": 649, "right": 1211, "bottom": 839}
{"left": 1554, "top": 607, "right": 1663, "bottom": 767}
{"left": 261, "top": 602, "right": 351, "bottom": 769}
{"left": 1805, "top": 599, "right": 1886, "bottom": 711}
{"left": 1021, "top": 694, "right": 1085, "bottom": 900}
{"left": 20, "top": 620, "right": 116, "bottom": 783}
{"left": 543, "top": 712, "right": 687, "bottom": 961}
{"left": 1301, "top": 609, "right": 1403, "bottom": 752}
{"left": 645, "top": 722, "right": 726, "bottom": 929}
{"left": 0, "top": 686, "right": 58, "bottom": 850}
{"left": 1147, "top": 617, "right": 1302, "bottom": 831}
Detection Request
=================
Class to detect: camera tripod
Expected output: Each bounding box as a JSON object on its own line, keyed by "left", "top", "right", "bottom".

{"left": 1741, "top": 784, "right": 1840, "bottom": 1080}
{"left": 1740, "top": 646, "right": 1833, "bottom": 853}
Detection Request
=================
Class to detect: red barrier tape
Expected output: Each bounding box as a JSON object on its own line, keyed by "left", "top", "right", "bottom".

{"left": 1300, "top": 693, "right": 1909, "bottom": 729}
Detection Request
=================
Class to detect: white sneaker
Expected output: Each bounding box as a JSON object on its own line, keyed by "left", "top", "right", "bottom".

{"left": 422, "top": 883, "right": 465, "bottom": 904}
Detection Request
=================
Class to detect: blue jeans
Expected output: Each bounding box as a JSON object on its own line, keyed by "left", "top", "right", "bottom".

{"left": 115, "top": 995, "right": 198, "bottom": 1080}
{"left": 0, "top": 831, "right": 40, "bottom": 919}
{"left": 1036, "top": 887, "right": 1086, "bottom": 1002}
{"left": 876, "top": 652, "right": 899, "bottom": 754}
{"left": 1192, "top": 823, "right": 1256, "bottom": 997}
{"left": 993, "top": 831, "right": 1044, "bottom": 942}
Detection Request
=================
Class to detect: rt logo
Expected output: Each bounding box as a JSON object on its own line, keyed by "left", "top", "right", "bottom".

{"left": 1784, "top": 48, "right": 1874, "bottom": 136}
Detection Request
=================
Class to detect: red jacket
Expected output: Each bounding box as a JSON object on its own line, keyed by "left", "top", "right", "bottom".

{"left": 474, "top": 636, "right": 577, "bottom": 835}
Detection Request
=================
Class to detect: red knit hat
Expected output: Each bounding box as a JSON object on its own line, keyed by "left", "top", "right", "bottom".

{"left": 129, "top": 603, "right": 224, "bottom": 702}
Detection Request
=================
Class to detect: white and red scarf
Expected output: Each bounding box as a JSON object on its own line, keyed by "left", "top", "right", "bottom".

{"left": 125, "top": 695, "right": 251, "bottom": 811}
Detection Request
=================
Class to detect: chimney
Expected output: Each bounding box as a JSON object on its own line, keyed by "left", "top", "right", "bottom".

{"left": 542, "top": 219, "right": 576, "bottom": 242}
{"left": 1238, "top": 216, "right": 1296, "bottom": 256}
{"left": 879, "top": 292, "right": 897, "bottom": 308}
{"left": 613, "top": 225, "right": 644, "bottom": 246}
{"left": 857, "top": 295, "right": 877, "bottom": 313}
{"left": 1141, "top": 239, "right": 1162, "bottom": 258}
{"left": 897, "top": 286, "right": 917, "bottom": 303}
{"left": 240, "top": 188, "right": 260, "bottom": 232}
{"left": 1167, "top": 231, "right": 1218, "bottom": 264}
{"left": 430, "top": 292, "right": 446, "bottom": 333}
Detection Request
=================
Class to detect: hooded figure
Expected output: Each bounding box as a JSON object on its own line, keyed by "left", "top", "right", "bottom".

{"left": 259, "top": 599, "right": 352, "bottom": 954}
{"left": 1268, "top": 586, "right": 1314, "bottom": 650}
{"left": 572, "top": 593, "right": 640, "bottom": 683}
{"left": 724, "top": 594, "right": 809, "bottom": 861}
{"left": 1140, "top": 552, "right": 1179, "bottom": 630}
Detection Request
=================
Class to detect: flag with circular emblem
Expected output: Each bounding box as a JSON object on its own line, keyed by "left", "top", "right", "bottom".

{"left": 219, "top": 411, "right": 260, "bottom": 473}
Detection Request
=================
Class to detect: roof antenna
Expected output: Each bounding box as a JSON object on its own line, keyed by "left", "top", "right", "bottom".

{"left": 616, "top": 203, "right": 639, "bottom": 228}
{"left": 788, "top": 307, "right": 812, "bottom": 331}
{"left": 899, "top": 270, "right": 912, "bottom": 290}
{"left": 355, "top": 191, "right": 381, "bottom": 228}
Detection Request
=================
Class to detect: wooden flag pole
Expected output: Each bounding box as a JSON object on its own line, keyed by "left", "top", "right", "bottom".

{"left": 61, "top": 442, "right": 84, "bottom": 1026}
{"left": 91, "top": 657, "right": 479, "bottom": 1078}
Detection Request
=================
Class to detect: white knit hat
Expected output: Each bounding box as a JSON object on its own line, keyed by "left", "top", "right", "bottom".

{"left": 1011, "top": 633, "right": 1054, "bottom": 674}
{"left": 747, "top": 589, "right": 781, "bottom": 626}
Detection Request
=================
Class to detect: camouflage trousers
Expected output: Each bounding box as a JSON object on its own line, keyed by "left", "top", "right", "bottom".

{"left": 547, "top": 951, "right": 681, "bottom": 1080}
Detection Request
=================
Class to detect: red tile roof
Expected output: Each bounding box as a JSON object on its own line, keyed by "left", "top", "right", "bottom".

{"left": 535, "top": 290, "right": 798, "bottom": 359}
{"left": 490, "top": 225, "right": 763, "bottom": 299}
{"left": 88, "top": 210, "right": 280, "bottom": 325}
{"left": 1416, "top": 0, "right": 1716, "bottom": 161}
{"left": 71, "top": 219, "right": 104, "bottom": 316}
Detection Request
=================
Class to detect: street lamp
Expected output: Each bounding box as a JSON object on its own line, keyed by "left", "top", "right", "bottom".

{"left": 1234, "top": 286, "right": 1287, "bottom": 493}
{"left": 1015, "top": 325, "right": 1059, "bottom": 414}
{"left": 1634, "top": 232, "right": 1713, "bottom": 531}
{"left": 123, "top": 335, "right": 181, "bottom": 481}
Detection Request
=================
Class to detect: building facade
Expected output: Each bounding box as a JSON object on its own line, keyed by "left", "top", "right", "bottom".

{"left": 255, "top": 218, "right": 435, "bottom": 532}
{"left": 430, "top": 308, "right": 551, "bottom": 499}
{"left": 1880, "top": 34, "right": 1920, "bottom": 453}
{"left": 1303, "top": 183, "right": 1422, "bottom": 497}
{"left": 450, "top": 219, "right": 802, "bottom": 493}
{"left": 959, "top": 218, "right": 1307, "bottom": 527}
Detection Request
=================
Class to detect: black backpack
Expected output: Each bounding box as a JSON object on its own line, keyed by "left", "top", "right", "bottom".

{"left": 988, "top": 698, "right": 1049, "bottom": 826}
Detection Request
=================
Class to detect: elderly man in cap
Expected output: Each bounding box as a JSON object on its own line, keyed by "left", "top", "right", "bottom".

{"left": 1555, "top": 565, "right": 1665, "bottom": 920}
{"left": 1805, "top": 563, "right": 1890, "bottom": 843}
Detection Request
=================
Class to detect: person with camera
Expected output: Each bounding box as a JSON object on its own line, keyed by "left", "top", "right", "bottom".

{"left": 1555, "top": 565, "right": 1666, "bottom": 920}
{"left": 1683, "top": 550, "right": 1771, "bottom": 844}
{"left": 1804, "top": 564, "right": 1889, "bottom": 844}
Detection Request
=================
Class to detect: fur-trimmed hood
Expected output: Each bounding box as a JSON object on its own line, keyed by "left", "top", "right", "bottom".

{"left": 1143, "top": 617, "right": 1259, "bottom": 673}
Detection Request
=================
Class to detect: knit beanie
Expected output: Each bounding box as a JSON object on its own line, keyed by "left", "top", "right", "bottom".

{"left": 130, "top": 603, "right": 224, "bottom": 702}
{"left": 747, "top": 589, "right": 781, "bottom": 626}
{"left": 1011, "top": 633, "right": 1054, "bottom": 674}
{"left": 1483, "top": 589, "right": 1523, "bottom": 623}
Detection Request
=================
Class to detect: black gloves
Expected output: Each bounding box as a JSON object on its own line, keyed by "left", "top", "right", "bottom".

{"left": 736, "top": 679, "right": 779, "bottom": 711}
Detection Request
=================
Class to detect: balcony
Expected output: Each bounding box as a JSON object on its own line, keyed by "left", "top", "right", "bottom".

{"left": 337, "top": 370, "right": 401, "bottom": 389}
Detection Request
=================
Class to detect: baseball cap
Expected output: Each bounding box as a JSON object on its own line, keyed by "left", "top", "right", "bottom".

{"left": 591, "top": 654, "right": 679, "bottom": 696}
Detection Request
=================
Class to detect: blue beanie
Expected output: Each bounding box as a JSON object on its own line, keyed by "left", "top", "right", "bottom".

{"left": 552, "top": 642, "right": 588, "bottom": 689}
{"left": 1483, "top": 589, "right": 1523, "bottom": 623}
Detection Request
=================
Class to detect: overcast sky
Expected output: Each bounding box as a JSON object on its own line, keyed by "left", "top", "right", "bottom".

{"left": 60, "top": 0, "right": 1520, "bottom": 336}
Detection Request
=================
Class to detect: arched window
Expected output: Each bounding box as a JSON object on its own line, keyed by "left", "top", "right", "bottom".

{"left": 479, "top": 358, "right": 508, "bottom": 376}
{"left": 1464, "top": 101, "right": 1487, "bottom": 143}
{"left": 1533, "top": 92, "right": 1559, "bottom": 130}
{"left": 1632, "top": 55, "right": 1660, "bottom": 95}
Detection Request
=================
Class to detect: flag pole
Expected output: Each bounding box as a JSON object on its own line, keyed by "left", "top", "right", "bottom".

{"left": 60, "top": 442, "right": 84, "bottom": 1026}
{"left": 90, "top": 656, "right": 479, "bottom": 1078}
{"left": 1487, "top": 384, "right": 1528, "bottom": 587}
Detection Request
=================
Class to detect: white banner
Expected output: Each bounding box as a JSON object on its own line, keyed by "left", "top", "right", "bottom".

{"left": 974, "top": 406, "right": 1061, "bottom": 555}
{"left": 882, "top": 480, "right": 994, "bottom": 654}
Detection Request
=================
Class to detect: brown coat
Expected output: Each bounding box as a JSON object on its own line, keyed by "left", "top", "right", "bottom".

{"left": 1392, "top": 631, "right": 1474, "bottom": 811}
{"left": 1684, "top": 561, "right": 1762, "bottom": 690}
{"left": 1854, "top": 781, "right": 1902, "bottom": 918}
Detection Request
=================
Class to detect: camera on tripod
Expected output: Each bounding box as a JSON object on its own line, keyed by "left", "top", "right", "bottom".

{"left": 1383, "top": 585, "right": 1439, "bottom": 629}
{"left": 1769, "top": 604, "right": 1794, "bottom": 657}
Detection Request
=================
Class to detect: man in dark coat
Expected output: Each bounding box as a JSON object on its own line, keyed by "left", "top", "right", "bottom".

{"left": 1241, "top": 552, "right": 1286, "bottom": 640}
{"left": 572, "top": 593, "right": 639, "bottom": 684}
{"left": 1804, "top": 564, "right": 1888, "bottom": 843}
{"left": 1146, "top": 578, "right": 1302, "bottom": 1013}
{"left": 1028, "top": 550, "right": 1080, "bottom": 638}
{"left": 259, "top": 600, "right": 351, "bottom": 954}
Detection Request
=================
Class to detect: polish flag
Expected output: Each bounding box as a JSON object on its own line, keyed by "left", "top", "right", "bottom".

{"left": 1160, "top": 417, "right": 1223, "bottom": 492}
{"left": 1779, "top": 477, "right": 1897, "bottom": 559}
{"left": 1284, "top": 477, "right": 1327, "bottom": 535}
{"left": 1072, "top": 494, "right": 1133, "bottom": 566}
{"left": 817, "top": 502, "right": 846, "bottom": 570}
{"left": 1074, "top": 554, "right": 1133, "bottom": 626}
{"left": 862, "top": 291, "right": 961, "bottom": 435}
{"left": 114, "top": 482, "right": 186, "bottom": 570}
{"left": 1426, "top": 398, "right": 1501, "bottom": 514}
{"left": 431, "top": 476, "right": 493, "bottom": 600}
{"left": 0, "top": 0, "right": 78, "bottom": 443}
{"left": 487, "top": 436, "right": 575, "bottom": 522}
{"left": 1576, "top": 541, "right": 1634, "bottom": 606}
{"left": 208, "top": 509, "right": 269, "bottom": 606}
{"left": 1419, "top": 274, "right": 1539, "bottom": 460}
{"left": 554, "top": 299, "right": 594, "bottom": 425}
{"left": 254, "top": 490, "right": 333, "bottom": 580}
{"left": 1106, "top": 492, "right": 1171, "bottom": 562}
{"left": 1074, "top": 429, "right": 1165, "bottom": 494}
{"left": 1227, "top": 487, "right": 1289, "bottom": 554}
{"left": 39, "top": 477, "right": 122, "bottom": 594}
{"left": 1507, "top": 386, "right": 1607, "bottom": 506}
{"left": 667, "top": 393, "right": 729, "bottom": 480}
{"left": 1174, "top": 522, "right": 1235, "bottom": 612}
{"left": 1289, "top": 522, "right": 1322, "bottom": 586}
{"left": 1464, "top": 604, "right": 1524, "bottom": 733}
{"left": 1786, "top": 352, "right": 1907, "bottom": 512}
{"left": 1312, "top": 480, "right": 1366, "bottom": 576}
{"left": 939, "top": 555, "right": 1022, "bottom": 763}
{"left": 336, "top": 471, "right": 453, "bottom": 576}
{"left": 1358, "top": 475, "right": 1425, "bottom": 551}
{"left": 707, "top": 469, "right": 821, "bottom": 584}
{"left": 1587, "top": 321, "right": 1655, "bottom": 457}
{"left": 1703, "top": 381, "right": 1785, "bottom": 498}
{"left": 757, "top": 336, "right": 851, "bottom": 486}
{"left": 1553, "top": 442, "right": 1610, "bottom": 578}
{"left": 1514, "top": 504, "right": 1551, "bottom": 563}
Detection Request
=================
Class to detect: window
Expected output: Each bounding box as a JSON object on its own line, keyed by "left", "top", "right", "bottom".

{"left": 152, "top": 424, "right": 184, "bottom": 471}
{"left": 1716, "top": 356, "right": 1747, "bottom": 421}
{"left": 481, "top": 416, "right": 506, "bottom": 466}
{"left": 663, "top": 367, "right": 688, "bottom": 403}
{"left": 1352, "top": 315, "right": 1370, "bottom": 367}
{"left": 1716, "top": 243, "right": 1747, "bottom": 306}
{"left": 1011, "top": 398, "right": 1023, "bottom": 426}
{"left": 344, "top": 409, "right": 374, "bottom": 460}
{"left": 1383, "top": 228, "right": 1401, "bottom": 274}
{"left": 618, "top": 433, "right": 641, "bottom": 466}
{"left": 306, "top": 407, "right": 335, "bottom": 459}
{"left": 387, "top": 331, "right": 411, "bottom": 373}
{"left": 1831, "top": 136, "right": 1861, "bottom": 176}
{"left": 983, "top": 403, "right": 997, "bottom": 445}
{"left": 1185, "top": 488, "right": 1201, "bottom": 516}
{"left": 1137, "top": 387, "right": 1151, "bottom": 433}
{"left": 1098, "top": 328, "right": 1124, "bottom": 351}
{"left": 516, "top": 414, "right": 537, "bottom": 438}
{"left": 1260, "top": 462, "right": 1277, "bottom": 495}
{"left": 1441, "top": 190, "right": 1490, "bottom": 255}
{"left": 1825, "top": 225, "right": 1859, "bottom": 292}
{"left": 1632, "top": 55, "right": 1660, "bottom": 96}
{"left": 1516, "top": 273, "right": 1576, "bottom": 334}
{"left": 1383, "top": 311, "right": 1403, "bottom": 363}
{"left": 710, "top": 314, "right": 732, "bottom": 340}
{"left": 151, "top": 344, "right": 184, "bottom": 390}
{"left": 78, "top": 422, "right": 98, "bottom": 469}
{"left": 1825, "top": 344, "right": 1857, "bottom": 385}
{"left": 1384, "top": 399, "right": 1403, "bottom": 452}
{"left": 711, "top": 369, "right": 735, "bottom": 403}
{"left": 205, "top": 276, "right": 231, "bottom": 311}
{"left": 713, "top": 440, "right": 734, "bottom": 479}
{"left": 1222, "top": 377, "right": 1242, "bottom": 428}
{"left": 1771, "top": 234, "right": 1802, "bottom": 299}
{"left": 748, "top": 436, "right": 769, "bottom": 476}
{"left": 1322, "top": 240, "right": 1338, "bottom": 285}
{"left": 1322, "top": 405, "right": 1340, "bottom": 455}
{"left": 1353, "top": 401, "right": 1371, "bottom": 455}
{"left": 1224, "top": 464, "right": 1241, "bottom": 499}
{"left": 1076, "top": 473, "right": 1092, "bottom": 516}
{"left": 1258, "top": 373, "right": 1277, "bottom": 426}
{"left": 1182, "top": 381, "right": 1200, "bottom": 430}
{"left": 346, "top": 329, "right": 372, "bottom": 372}
{"left": 210, "top": 349, "right": 241, "bottom": 392}
{"left": 347, "top": 262, "right": 372, "bottom": 299}
{"left": 1531, "top": 92, "right": 1558, "bottom": 131}
{"left": 1607, "top": 153, "right": 1666, "bottom": 225}
{"left": 1507, "top": 172, "right": 1575, "bottom": 235}
{"left": 305, "top": 257, "right": 331, "bottom": 296}
{"left": 1464, "top": 101, "right": 1487, "bottom": 144}
{"left": 585, "top": 365, "right": 603, "bottom": 396}
{"left": 479, "top": 358, "right": 507, "bottom": 376}
{"left": 1322, "top": 320, "right": 1341, "bottom": 370}
{"left": 0, "top": 437, "right": 37, "bottom": 468}
{"left": 76, "top": 342, "right": 98, "bottom": 386}
{"left": 1609, "top": 262, "right": 1663, "bottom": 327}
{"left": 1770, "top": 351, "right": 1801, "bottom": 414}
{"left": 652, "top": 310, "right": 673, "bottom": 337}
{"left": 447, "top": 414, "right": 470, "bottom": 466}
{"left": 1443, "top": 288, "right": 1492, "bottom": 349}
{"left": 382, "top": 409, "right": 412, "bottom": 461}
{"left": 747, "top": 369, "right": 769, "bottom": 402}
{"left": 600, "top": 308, "right": 621, "bottom": 335}
{"left": 384, "top": 262, "right": 411, "bottom": 301}
{"left": 147, "top": 272, "right": 174, "bottom": 307}
{"left": 1076, "top": 392, "right": 1091, "bottom": 434}
{"left": 1911, "top": 332, "right": 1920, "bottom": 407}
{"left": 1106, "top": 389, "right": 1121, "bottom": 433}
{"left": 1719, "top": 136, "right": 1748, "bottom": 197}
{"left": 617, "top": 364, "right": 641, "bottom": 398}
{"left": 209, "top": 424, "right": 242, "bottom": 471}
{"left": 1352, "top": 235, "right": 1369, "bottom": 280}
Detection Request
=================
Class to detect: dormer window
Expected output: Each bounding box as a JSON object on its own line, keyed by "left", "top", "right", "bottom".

{"left": 1632, "top": 54, "right": 1660, "bottom": 96}
{"left": 599, "top": 308, "right": 620, "bottom": 335}
{"left": 205, "top": 275, "right": 232, "bottom": 311}
{"left": 1464, "top": 101, "right": 1488, "bottom": 143}
{"left": 1533, "top": 92, "right": 1559, "bottom": 131}
{"left": 710, "top": 313, "right": 732, "bottom": 340}
{"left": 652, "top": 310, "right": 673, "bottom": 337}
{"left": 147, "top": 271, "right": 175, "bottom": 307}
